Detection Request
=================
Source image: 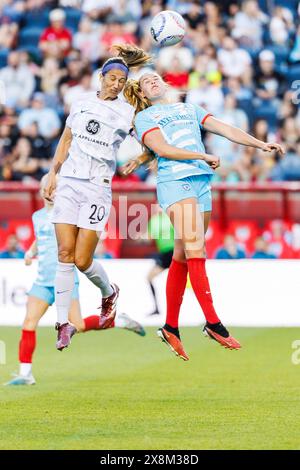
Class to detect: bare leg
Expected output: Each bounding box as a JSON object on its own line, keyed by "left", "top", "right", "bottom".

{"left": 68, "top": 299, "right": 85, "bottom": 332}
{"left": 168, "top": 199, "right": 240, "bottom": 349}
{"left": 10, "top": 296, "right": 49, "bottom": 383}
{"left": 23, "top": 296, "right": 50, "bottom": 331}
{"left": 167, "top": 197, "right": 207, "bottom": 259}
{"left": 75, "top": 228, "right": 113, "bottom": 298}
{"left": 69, "top": 298, "right": 146, "bottom": 337}
{"left": 75, "top": 228, "right": 118, "bottom": 329}
{"left": 55, "top": 223, "right": 78, "bottom": 264}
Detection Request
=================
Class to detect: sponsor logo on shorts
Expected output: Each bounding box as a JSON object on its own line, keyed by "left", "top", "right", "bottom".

{"left": 86, "top": 119, "right": 100, "bottom": 135}
{"left": 182, "top": 183, "right": 191, "bottom": 191}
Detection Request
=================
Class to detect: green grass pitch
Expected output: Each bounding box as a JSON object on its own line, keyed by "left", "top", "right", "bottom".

{"left": 0, "top": 326, "right": 299, "bottom": 450}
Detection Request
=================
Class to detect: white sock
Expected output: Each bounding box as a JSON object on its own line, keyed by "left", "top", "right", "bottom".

{"left": 55, "top": 262, "right": 75, "bottom": 324}
{"left": 19, "top": 363, "right": 32, "bottom": 376}
{"left": 83, "top": 260, "right": 113, "bottom": 297}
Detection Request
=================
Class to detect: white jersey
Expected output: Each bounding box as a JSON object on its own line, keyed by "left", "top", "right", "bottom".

{"left": 60, "top": 92, "right": 135, "bottom": 185}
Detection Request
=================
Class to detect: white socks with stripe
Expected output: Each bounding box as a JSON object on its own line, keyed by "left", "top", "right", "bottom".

{"left": 83, "top": 260, "right": 113, "bottom": 298}
{"left": 55, "top": 262, "right": 75, "bottom": 325}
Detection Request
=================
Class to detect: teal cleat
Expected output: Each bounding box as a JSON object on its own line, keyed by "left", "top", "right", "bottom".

{"left": 118, "top": 313, "right": 146, "bottom": 337}
{"left": 4, "top": 373, "right": 36, "bottom": 386}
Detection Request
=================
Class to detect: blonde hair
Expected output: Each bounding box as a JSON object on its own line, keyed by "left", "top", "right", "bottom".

{"left": 123, "top": 78, "right": 152, "bottom": 114}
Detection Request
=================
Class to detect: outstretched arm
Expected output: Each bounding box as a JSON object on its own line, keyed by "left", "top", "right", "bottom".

{"left": 143, "top": 129, "right": 220, "bottom": 168}
{"left": 203, "top": 116, "right": 285, "bottom": 155}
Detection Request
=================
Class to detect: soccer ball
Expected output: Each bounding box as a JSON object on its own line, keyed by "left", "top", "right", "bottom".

{"left": 150, "top": 10, "right": 186, "bottom": 47}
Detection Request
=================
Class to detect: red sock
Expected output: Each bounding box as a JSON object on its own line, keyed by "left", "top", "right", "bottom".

{"left": 19, "top": 330, "right": 36, "bottom": 363}
{"left": 166, "top": 258, "right": 188, "bottom": 328}
{"left": 83, "top": 315, "right": 115, "bottom": 331}
{"left": 83, "top": 315, "right": 100, "bottom": 331}
{"left": 187, "top": 258, "right": 220, "bottom": 324}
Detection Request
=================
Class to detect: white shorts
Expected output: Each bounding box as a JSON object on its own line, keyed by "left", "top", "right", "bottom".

{"left": 51, "top": 176, "right": 112, "bottom": 232}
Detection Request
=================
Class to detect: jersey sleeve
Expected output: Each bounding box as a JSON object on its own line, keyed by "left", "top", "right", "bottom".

{"left": 195, "top": 104, "right": 213, "bottom": 129}
{"left": 134, "top": 111, "right": 159, "bottom": 144}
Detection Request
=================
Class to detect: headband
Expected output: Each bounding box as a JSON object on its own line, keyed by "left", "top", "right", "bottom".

{"left": 102, "top": 62, "right": 129, "bottom": 77}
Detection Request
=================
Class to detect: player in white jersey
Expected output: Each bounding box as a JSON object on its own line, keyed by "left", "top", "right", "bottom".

{"left": 44, "top": 45, "right": 151, "bottom": 351}
{"left": 5, "top": 175, "right": 146, "bottom": 386}
{"left": 123, "top": 72, "right": 284, "bottom": 360}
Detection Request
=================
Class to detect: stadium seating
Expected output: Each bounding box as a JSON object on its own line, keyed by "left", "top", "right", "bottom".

{"left": 64, "top": 8, "right": 82, "bottom": 31}
{"left": 253, "top": 102, "right": 279, "bottom": 129}
{"left": 0, "top": 49, "right": 8, "bottom": 68}
{"left": 19, "top": 27, "right": 44, "bottom": 47}
{"left": 267, "top": 45, "right": 289, "bottom": 67}
{"left": 287, "top": 65, "right": 300, "bottom": 87}
{"left": 22, "top": 9, "right": 50, "bottom": 29}
{"left": 18, "top": 45, "right": 43, "bottom": 62}
{"left": 274, "top": 0, "right": 299, "bottom": 14}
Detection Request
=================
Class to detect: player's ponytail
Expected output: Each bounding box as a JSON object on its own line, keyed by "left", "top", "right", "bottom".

{"left": 101, "top": 45, "right": 152, "bottom": 77}
{"left": 123, "top": 79, "right": 151, "bottom": 114}
{"left": 112, "top": 44, "right": 152, "bottom": 68}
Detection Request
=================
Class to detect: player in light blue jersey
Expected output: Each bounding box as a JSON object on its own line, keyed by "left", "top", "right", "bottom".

{"left": 123, "top": 72, "right": 284, "bottom": 360}
{"left": 5, "top": 174, "right": 145, "bottom": 386}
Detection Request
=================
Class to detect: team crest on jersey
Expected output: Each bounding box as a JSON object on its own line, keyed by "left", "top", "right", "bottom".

{"left": 182, "top": 183, "right": 191, "bottom": 191}
{"left": 86, "top": 119, "right": 100, "bottom": 135}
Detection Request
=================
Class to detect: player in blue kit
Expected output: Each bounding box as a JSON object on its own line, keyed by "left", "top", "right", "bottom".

{"left": 5, "top": 175, "right": 145, "bottom": 386}
{"left": 123, "top": 72, "right": 284, "bottom": 360}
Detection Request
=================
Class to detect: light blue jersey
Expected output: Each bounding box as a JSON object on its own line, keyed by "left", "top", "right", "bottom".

{"left": 134, "top": 102, "right": 214, "bottom": 184}
{"left": 32, "top": 207, "right": 78, "bottom": 287}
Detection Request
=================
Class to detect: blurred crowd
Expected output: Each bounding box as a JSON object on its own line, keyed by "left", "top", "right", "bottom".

{"left": 0, "top": 0, "right": 300, "bottom": 184}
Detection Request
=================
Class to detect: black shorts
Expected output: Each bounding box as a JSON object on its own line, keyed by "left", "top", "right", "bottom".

{"left": 154, "top": 250, "right": 173, "bottom": 269}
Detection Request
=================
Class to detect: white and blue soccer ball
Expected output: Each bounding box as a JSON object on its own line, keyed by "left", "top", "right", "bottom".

{"left": 150, "top": 10, "right": 186, "bottom": 47}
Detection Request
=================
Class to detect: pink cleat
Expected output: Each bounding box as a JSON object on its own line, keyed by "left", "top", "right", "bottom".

{"left": 99, "top": 283, "right": 120, "bottom": 329}
{"left": 55, "top": 322, "right": 77, "bottom": 351}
